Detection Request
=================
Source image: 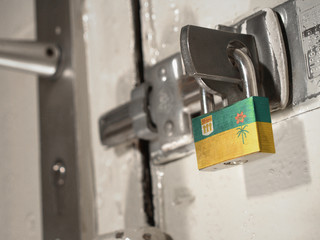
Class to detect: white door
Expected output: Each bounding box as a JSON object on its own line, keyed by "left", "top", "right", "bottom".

{"left": 139, "top": 0, "right": 320, "bottom": 239}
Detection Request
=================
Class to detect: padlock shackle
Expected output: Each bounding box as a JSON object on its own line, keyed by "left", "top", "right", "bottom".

{"left": 198, "top": 46, "right": 259, "bottom": 114}
{"left": 200, "top": 88, "right": 214, "bottom": 114}
{"left": 228, "top": 47, "right": 258, "bottom": 98}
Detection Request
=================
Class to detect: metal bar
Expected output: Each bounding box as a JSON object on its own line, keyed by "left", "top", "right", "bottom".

{"left": 99, "top": 102, "right": 135, "bottom": 147}
{"left": 200, "top": 88, "right": 214, "bottom": 114}
{"left": 100, "top": 76, "right": 202, "bottom": 148}
{"left": 227, "top": 47, "right": 258, "bottom": 98}
{"left": 0, "top": 40, "right": 60, "bottom": 77}
{"left": 180, "top": 75, "right": 201, "bottom": 115}
{"left": 36, "top": 0, "right": 95, "bottom": 239}
{"left": 180, "top": 76, "right": 200, "bottom": 107}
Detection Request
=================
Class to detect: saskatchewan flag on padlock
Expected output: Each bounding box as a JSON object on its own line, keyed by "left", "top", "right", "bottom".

{"left": 192, "top": 96, "right": 275, "bottom": 170}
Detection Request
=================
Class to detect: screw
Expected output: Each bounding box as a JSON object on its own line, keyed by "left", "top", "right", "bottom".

{"left": 159, "top": 68, "right": 167, "bottom": 82}
{"left": 52, "top": 160, "right": 66, "bottom": 186}
{"left": 164, "top": 120, "right": 174, "bottom": 136}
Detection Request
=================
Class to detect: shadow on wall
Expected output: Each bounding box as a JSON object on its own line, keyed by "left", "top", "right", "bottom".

{"left": 243, "top": 117, "right": 311, "bottom": 197}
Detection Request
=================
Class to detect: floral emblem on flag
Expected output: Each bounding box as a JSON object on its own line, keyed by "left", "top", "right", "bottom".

{"left": 235, "top": 112, "right": 249, "bottom": 144}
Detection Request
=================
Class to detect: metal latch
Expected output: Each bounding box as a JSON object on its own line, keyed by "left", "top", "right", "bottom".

{"left": 181, "top": 25, "right": 260, "bottom": 114}
{"left": 99, "top": 8, "right": 289, "bottom": 165}
{"left": 99, "top": 53, "right": 199, "bottom": 164}
{"left": 180, "top": 8, "right": 289, "bottom": 113}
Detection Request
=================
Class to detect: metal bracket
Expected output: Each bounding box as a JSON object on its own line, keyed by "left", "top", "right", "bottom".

{"left": 147, "top": 54, "right": 196, "bottom": 164}
{"left": 99, "top": 53, "right": 200, "bottom": 164}
{"left": 37, "top": 0, "right": 95, "bottom": 239}
{"left": 219, "top": 8, "right": 289, "bottom": 111}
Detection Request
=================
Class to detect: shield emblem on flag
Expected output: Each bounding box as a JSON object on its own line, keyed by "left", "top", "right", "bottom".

{"left": 201, "top": 115, "right": 213, "bottom": 136}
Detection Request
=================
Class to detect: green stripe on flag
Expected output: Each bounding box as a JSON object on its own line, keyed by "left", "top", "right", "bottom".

{"left": 192, "top": 96, "right": 271, "bottom": 143}
{"left": 253, "top": 96, "right": 271, "bottom": 123}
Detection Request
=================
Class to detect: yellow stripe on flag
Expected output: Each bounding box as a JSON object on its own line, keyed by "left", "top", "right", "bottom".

{"left": 256, "top": 122, "right": 275, "bottom": 153}
{"left": 195, "top": 122, "right": 275, "bottom": 170}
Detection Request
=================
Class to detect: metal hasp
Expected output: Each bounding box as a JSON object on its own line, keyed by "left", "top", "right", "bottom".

{"left": 0, "top": 40, "right": 60, "bottom": 77}
{"left": 99, "top": 54, "right": 200, "bottom": 164}
{"left": 147, "top": 55, "right": 197, "bottom": 163}
{"left": 180, "top": 8, "right": 289, "bottom": 112}
{"left": 199, "top": 42, "right": 259, "bottom": 114}
{"left": 181, "top": 25, "right": 260, "bottom": 111}
{"left": 274, "top": 0, "right": 320, "bottom": 106}
{"left": 222, "top": 8, "right": 289, "bottom": 111}
{"left": 99, "top": 8, "right": 290, "bottom": 165}
{"left": 36, "top": 0, "right": 95, "bottom": 239}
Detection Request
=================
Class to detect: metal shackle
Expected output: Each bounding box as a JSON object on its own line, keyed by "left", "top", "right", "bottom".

{"left": 199, "top": 43, "right": 259, "bottom": 114}
{"left": 227, "top": 43, "right": 259, "bottom": 98}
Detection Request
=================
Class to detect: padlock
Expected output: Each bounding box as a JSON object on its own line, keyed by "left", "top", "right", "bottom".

{"left": 192, "top": 96, "right": 275, "bottom": 170}
{"left": 180, "top": 26, "right": 276, "bottom": 170}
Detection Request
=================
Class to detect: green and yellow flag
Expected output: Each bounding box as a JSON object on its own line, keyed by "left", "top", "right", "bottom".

{"left": 192, "top": 97, "right": 275, "bottom": 170}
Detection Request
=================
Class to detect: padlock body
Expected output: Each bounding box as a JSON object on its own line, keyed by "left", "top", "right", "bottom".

{"left": 192, "top": 97, "right": 275, "bottom": 170}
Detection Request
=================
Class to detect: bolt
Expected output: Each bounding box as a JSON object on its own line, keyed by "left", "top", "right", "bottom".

{"left": 159, "top": 68, "right": 167, "bottom": 81}
{"left": 164, "top": 120, "right": 174, "bottom": 136}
